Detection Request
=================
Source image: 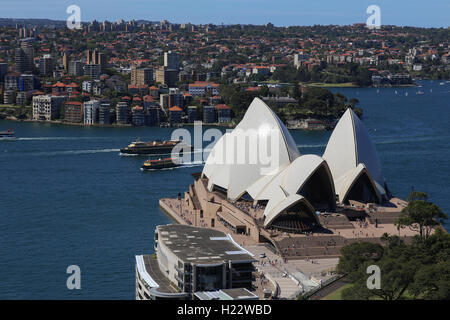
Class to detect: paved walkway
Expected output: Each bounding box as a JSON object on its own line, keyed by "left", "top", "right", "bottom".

{"left": 245, "top": 245, "right": 340, "bottom": 299}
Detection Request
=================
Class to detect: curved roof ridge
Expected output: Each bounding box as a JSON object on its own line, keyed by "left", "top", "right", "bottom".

{"left": 323, "top": 108, "right": 385, "bottom": 191}
{"left": 202, "top": 97, "right": 300, "bottom": 201}
{"left": 243, "top": 97, "right": 300, "bottom": 162}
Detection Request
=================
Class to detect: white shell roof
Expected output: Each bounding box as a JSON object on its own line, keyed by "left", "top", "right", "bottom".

{"left": 202, "top": 97, "right": 300, "bottom": 201}
{"left": 323, "top": 108, "right": 385, "bottom": 199}
{"left": 263, "top": 194, "right": 316, "bottom": 228}
{"left": 256, "top": 155, "right": 334, "bottom": 221}
{"left": 334, "top": 163, "right": 381, "bottom": 203}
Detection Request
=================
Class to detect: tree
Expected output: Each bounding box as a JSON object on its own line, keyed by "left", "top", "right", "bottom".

{"left": 409, "top": 262, "right": 450, "bottom": 299}
{"left": 339, "top": 231, "right": 450, "bottom": 300}
{"left": 348, "top": 98, "right": 359, "bottom": 106}
{"left": 341, "top": 257, "right": 418, "bottom": 300}
{"left": 336, "top": 242, "right": 384, "bottom": 277}
{"left": 396, "top": 191, "right": 447, "bottom": 238}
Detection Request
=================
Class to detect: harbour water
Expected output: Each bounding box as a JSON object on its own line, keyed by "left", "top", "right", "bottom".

{"left": 0, "top": 80, "right": 448, "bottom": 299}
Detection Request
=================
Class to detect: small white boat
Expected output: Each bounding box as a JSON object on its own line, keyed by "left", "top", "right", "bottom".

{"left": 416, "top": 91, "right": 424, "bottom": 95}
{"left": 440, "top": 82, "right": 445, "bottom": 85}
{"left": 0, "top": 129, "right": 17, "bottom": 141}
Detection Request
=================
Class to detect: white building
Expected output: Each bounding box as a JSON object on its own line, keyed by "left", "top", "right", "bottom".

{"left": 84, "top": 100, "right": 100, "bottom": 124}
{"left": 32, "top": 95, "right": 67, "bottom": 121}
{"left": 188, "top": 81, "right": 219, "bottom": 96}
{"left": 202, "top": 98, "right": 387, "bottom": 232}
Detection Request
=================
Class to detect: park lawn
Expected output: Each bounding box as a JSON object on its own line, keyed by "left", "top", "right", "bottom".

{"left": 321, "top": 283, "right": 352, "bottom": 300}
{"left": 0, "top": 104, "right": 21, "bottom": 109}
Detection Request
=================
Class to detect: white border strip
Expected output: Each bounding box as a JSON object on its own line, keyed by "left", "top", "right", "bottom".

{"left": 135, "top": 255, "right": 159, "bottom": 288}
{"left": 226, "top": 234, "right": 255, "bottom": 257}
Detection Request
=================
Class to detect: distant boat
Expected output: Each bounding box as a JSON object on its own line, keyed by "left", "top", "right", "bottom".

{"left": 120, "top": 139, "right": 192, "bottom": 155}
{"left": 395, "top": 90, "right": 398, "bottom": 94}
{"left": 141, "top": 157, "right": 180, "bottom": 170}
{"left": 0, "top": 129, "right": 17, "bottom": 141}
{"left": 416, "top": 91, "right": 424, "bottom": 95}
{"left": 440, "top": 82, "right": 445, "bottom": 85}
{"left": 405, "top": 92, "right": 408, "bottom": 96}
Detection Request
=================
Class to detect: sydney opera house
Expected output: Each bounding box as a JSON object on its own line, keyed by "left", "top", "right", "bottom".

{"left": 160, "top": 98, "right": 416, "bottom": 259}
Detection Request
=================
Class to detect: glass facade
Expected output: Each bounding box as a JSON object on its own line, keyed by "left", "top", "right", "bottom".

{"left": 195, "top": 265, "right": 224, "bottom": 291}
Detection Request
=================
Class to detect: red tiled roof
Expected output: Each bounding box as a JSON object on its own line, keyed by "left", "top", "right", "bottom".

{"left": 215, "top": 104, "right": 231, "bottom": 110}
{"left": 65, "top": 101, "right": 83, "bottom": 106}
{"left": 52, "top": 82, "right": 67, "bottom": 88}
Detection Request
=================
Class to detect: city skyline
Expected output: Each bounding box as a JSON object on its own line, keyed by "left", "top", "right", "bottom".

{"left": 0, "top": 0, "right": 449, "bottom": 28}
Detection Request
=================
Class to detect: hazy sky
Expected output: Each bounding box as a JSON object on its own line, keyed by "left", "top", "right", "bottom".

{"left": 1, "top": 0, "right": 449, "bottom": 27}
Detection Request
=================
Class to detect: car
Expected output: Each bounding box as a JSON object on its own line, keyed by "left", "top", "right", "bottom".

{"left": 259, "top": 253, "right": 266, "bottom": 258}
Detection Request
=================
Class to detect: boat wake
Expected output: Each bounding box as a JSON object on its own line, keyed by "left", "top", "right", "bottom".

{"left": 179, "top": 160, "right": 205, "bottom": 167}
{"left": 296, "top": 143, "right": 327, "bottom": 148}
{"left": 120, "top": 149, "right": 210, "bottom": 157}
{"left": 18, "top": 137, "right": 108, "bottom": 141}
{"left": 33, "top": 148, "right": 120, "bottom": 156}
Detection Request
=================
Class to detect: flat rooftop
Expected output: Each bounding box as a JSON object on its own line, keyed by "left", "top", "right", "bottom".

{"left": 157, "top": 224, "right": 255, "bottom": 264}
{"left": 142, "top": 255, "right": 178, "bottom": 294}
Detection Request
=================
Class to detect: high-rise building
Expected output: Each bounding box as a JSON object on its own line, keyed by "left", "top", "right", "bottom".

{"left": 164, "top": 51, "right": 180, "bottom": 70}
{"left": 155, "top": 66, "right": 178, "bottom": 87}
{"left": 84, "top": 64, "right": 101, "bottom": 80}
{"left": 115, "top": 102, "right": 129, "bottom": 125}
{"left": 168, "top": 88, "right": 184, "bottom": 109}
{"left": 98, "top": 102, "right": 111, "bottom": 125}
{"left": 18, "top": 74, "right": 38, "bottom": 92}
{"left": 131, "top": 65, "right": 153, "bottom": 86}
{"left": 69, "top": 61, "right": 84, "bottom": 76}
{"left": 15, "top": 41, "right": 34, "bottom": 74}
{"left": 86, "top": 50, "right": 107, "bottom": 73}
{"left": 39, "top": 54, "right": 54, "bottom": 77}
{"left": 0, "top": 63, "right": 8, "bottom": 83}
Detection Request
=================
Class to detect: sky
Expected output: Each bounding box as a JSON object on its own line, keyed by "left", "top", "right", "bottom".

{"left": 1, "top": 0, "right": 449, "bottom": 27}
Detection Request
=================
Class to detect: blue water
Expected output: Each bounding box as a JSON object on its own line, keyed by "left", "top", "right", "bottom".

{"left": 0, "top": 80, "right": 449, "bottom": 299}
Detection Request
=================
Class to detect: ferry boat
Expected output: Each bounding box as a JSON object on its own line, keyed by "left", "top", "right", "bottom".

{"left": 0, "top": 129, "right": 17, "bottom": 141}
{"left": 120, "top": 139, "right": 192, "bottom": 155}
{"left": 141, "top": 157, "right": 180, "bottom": 170}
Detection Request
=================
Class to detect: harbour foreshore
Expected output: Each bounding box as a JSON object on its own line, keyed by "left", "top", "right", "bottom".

{"left": 159, "top": 198, "right": 186, "bottom": 225}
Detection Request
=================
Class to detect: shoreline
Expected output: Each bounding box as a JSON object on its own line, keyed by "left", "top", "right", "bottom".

{"left": 0, "top": 117, "right": 333, "bottom": 131}
{"left": 159, "top": 198, "right": 186, "bottom": 225}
